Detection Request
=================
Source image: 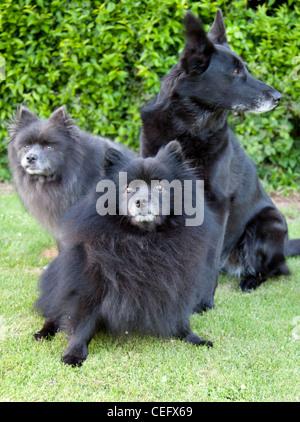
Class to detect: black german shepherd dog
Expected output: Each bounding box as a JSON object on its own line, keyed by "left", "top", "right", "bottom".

{"left": 140, "top": 10, "right": 300, "bottom": 293}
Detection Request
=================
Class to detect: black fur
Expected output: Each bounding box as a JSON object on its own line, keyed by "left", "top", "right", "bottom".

{"left": 34, "top": 141, "right": 222, "bottom": 366}
{"left": 8, "top": 105, "right": 134, "bottom": 250}
{"left": 140, "top": 10, "right": 300, "bottom": 292}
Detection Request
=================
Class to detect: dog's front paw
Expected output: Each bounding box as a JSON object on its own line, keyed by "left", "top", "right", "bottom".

{"left": 61, "top": 354, "right": 85, "bottom": 367}
{"left": 34, "top": 331, "right": 44, "bottom": 342}
{"left": 33, "top": 330, "right": 55, "bottom": 341}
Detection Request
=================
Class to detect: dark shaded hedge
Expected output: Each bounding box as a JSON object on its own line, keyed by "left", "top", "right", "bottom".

{"left": 0, "top": 0, "right": 299, "bottom": 190}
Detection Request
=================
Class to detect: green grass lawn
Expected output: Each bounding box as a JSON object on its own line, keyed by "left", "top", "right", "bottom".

{"left": 0, "top": 191, "right": 299, "bottom": 402}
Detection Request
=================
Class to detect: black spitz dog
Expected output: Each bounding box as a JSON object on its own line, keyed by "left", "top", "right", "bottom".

{"left": 140, "top": 10, "right": 300, "bottom": 292}
{"left": 8, "top": 105, "right": 133, "bottom": 250}
{"left": 34, "top": 141, "right": 222, "bottom": 366}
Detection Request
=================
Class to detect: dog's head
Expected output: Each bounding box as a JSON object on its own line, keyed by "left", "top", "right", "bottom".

{"left": 174, "top": 10, "right": 281, "bottom": 114}
{"left": 103, "top": 141, "right": 195, "bottom": 230}
{"left": 8, "top": 106, "right": 77, "bottom": 180}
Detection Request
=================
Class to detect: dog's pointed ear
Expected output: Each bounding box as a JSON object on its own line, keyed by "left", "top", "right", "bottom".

{"left": 104, "top": 148, "right": 125, "bottom": 175}
{"left": 157, "top": 140, "right": 185, "bottom": 164}
{"left": 17, "top": 105, "right": 39, "bottom": 124}
{"left": 49, "top": 106, "right": 70, "bottom": 126}
{"left": 208, "top": 9, "right": 228, "bottom": 45}
{"left": 181, "top": 12, "right": 215, "bottom": 74}
{"left": 184, "top": 12, "right": 210, "bottom": 47}
{"left": 9, "top": 105, "right": 39, "bottom": 139}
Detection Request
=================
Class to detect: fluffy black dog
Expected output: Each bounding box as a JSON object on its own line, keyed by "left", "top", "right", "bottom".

{"left": 34, "top": 141, "right": 222, "bottom": 366}
{"left": 8, "top": 105, "right": 133, "bottom": 250}
{"left": 140, "top": 10, "right": 300, "bottom": 292}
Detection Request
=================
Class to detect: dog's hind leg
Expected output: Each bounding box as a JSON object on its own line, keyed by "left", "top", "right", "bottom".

{"left": 184, "top": 331, "right": 213, "bottom": 347}
{"left": 34, "top": 317, "right": 59, "bottom": 341}
{"left": 239, "top": 274, "right": 267, "bottom": 292}
{"left": 176, "top": 320, "right": 213, "bottom": 347}
{"left": 239, "top": 258, "right": 291, "bottom": 292}
{"left": 287, "top": 239, "right": 300, "bottom": 257}
{"left": 238, "top": 206, "right": 291, "bottom": 292}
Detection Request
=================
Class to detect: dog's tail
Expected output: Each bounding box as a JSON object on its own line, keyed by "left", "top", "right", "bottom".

{"left": 287, "top": 239, "right": 300, "bottom": 257}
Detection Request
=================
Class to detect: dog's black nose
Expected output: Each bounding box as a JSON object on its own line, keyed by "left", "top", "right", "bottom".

{"left": 26, "top": 153, "right": 38, "bottom": 163}
{"left": 135, "top": 198, "right": 148, "bottom": 208}
{"left": 271, "top": 90, "right": 282, "bottom": 104}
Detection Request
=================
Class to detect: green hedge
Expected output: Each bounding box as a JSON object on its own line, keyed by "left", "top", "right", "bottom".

{"left": 0, "top": 0, "right": 299, "bottom": 191}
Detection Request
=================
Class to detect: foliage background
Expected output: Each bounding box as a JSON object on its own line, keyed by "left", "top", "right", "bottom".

{"left": 0, "top": 0, "right": 299, "bottom": 190}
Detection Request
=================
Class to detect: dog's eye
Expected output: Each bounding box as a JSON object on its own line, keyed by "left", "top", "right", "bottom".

{"left": 126, "top": 186, "right": 134, "bottom": 195}
{"left": 45, "top": 145, "right": 53, "bottom": 150}
{"left": 23, "top": 145, "right": 30, "bottom": 150}
{"left": 154, "top": 184, "right": 164, "bottom": 193}
{"left": 232, "top": 69, "right": 240, "bottom": 76}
